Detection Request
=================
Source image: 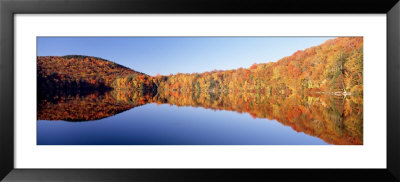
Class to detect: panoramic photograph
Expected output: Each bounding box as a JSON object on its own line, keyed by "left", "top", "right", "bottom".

{"left": 37, "top": 37, "right": 363, "bottom": 145}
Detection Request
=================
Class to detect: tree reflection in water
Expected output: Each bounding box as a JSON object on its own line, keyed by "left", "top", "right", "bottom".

{"left": 37, "top": 89, "right": 363, "bottom": 145}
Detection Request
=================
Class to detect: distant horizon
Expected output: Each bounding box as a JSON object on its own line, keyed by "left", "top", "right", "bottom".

{"left": 37, "top": 37, "right": 335, "bottom": 76}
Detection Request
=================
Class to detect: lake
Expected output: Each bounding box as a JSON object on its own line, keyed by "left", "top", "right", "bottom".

{"left": 37, "top": 90, "right": 363, "bottom": 145}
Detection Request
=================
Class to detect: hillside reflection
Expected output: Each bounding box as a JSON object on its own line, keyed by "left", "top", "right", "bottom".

{"left": 38, "top": 90, "right": 363, "bottom": 145}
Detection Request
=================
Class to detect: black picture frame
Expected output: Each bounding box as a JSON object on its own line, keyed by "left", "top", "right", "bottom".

{"left": 1, "top": 0, "right": 399, "bottom": 181}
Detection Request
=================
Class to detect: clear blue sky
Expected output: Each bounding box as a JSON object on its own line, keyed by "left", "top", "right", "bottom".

{"left": 37, "top": 37, "right": 335, "bottom": 76}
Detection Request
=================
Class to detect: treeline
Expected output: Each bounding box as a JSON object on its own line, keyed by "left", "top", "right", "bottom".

{"left": 38, "top": 37, "right": 363, "bottom": 97}
{"left": 113, "top": 37, "right": 363, "bottom": 95}
{"left": 111, "top": 74, "right": 158, "bottom": 91}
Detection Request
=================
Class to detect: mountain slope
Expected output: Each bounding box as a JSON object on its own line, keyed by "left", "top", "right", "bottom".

{"left": 37, "top": 55, "right": 146, "bottom": 91}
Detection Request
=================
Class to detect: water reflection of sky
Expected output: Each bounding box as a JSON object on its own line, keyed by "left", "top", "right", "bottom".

{"left": 37, "top": 103, "right": 328, "bottom": 145}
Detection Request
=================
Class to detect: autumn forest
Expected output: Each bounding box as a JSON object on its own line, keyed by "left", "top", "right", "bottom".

{"left": 37, "top": 37, "right": 363, "bottom": 145}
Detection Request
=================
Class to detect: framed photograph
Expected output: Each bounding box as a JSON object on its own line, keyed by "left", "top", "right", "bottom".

{"left": 1, "top": 0, "right": 399, "bottom": 181}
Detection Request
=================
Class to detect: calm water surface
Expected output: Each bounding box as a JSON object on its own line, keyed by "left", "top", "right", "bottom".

{"left": 37, "top": 90, "right": 363, "bottom": 145}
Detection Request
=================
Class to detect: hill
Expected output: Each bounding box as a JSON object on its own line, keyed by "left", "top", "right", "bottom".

{"left": 38, "top": 37, "right": 363, "bottom": 97}
{"left": 114, "top": 37, "right": 363, "bottom": 96}
{"left": 37, "top": 55, "right": 146, "bottom": 92}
